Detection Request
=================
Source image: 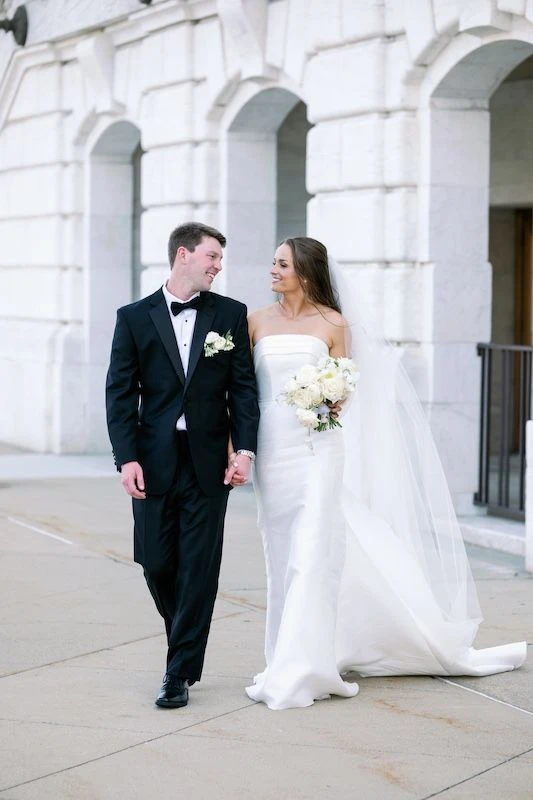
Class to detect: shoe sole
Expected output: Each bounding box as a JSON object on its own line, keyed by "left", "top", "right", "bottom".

{"left": 155, "top": 698, "right": 188, "bottom": 709}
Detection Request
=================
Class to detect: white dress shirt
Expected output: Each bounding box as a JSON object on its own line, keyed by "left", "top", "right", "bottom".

{"left": 162, "top": 282, "right": 200, "bottom": 431}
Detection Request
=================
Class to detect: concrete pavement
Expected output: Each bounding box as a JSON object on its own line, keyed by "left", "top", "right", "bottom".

{"left": 0, "top": 465, "right": 532, "bottom": 799}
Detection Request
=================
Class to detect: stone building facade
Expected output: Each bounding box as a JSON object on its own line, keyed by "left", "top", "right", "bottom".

{"left": 1, "top": 0, "right": 533, "bottom": 514}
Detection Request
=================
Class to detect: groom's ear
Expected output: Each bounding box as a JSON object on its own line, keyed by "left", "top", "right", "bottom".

{"left": 174, "top": 245, "right": 188, "bottom": 265}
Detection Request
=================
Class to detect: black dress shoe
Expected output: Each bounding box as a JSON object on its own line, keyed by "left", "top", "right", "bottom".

{"left": 155, "top": 675, "right": 189, "bottom": 708}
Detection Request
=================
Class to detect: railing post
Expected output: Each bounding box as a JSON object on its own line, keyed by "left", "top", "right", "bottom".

{"left": 526, "top": 420, "right": 533, "bottom": 572}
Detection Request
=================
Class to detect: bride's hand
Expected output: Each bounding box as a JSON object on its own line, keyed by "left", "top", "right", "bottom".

{"left": 224, "top": 452, "right": 250, "bottom": 487}
{"left": 327, "top": 400, "right": 344, "bottom": 419}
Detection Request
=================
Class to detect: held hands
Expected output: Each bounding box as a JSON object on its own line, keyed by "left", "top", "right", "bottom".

{"left": 121, "top": 452, "right": 250, "bottom": 496}
{"left": 224, "top": 452, "right": 251, "bottom": 487}
{"left": 120, "top": 461, "right": 146, "bottom": 499}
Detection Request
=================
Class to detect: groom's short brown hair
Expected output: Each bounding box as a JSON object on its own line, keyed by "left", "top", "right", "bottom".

{"left": 168, "top": 222, "right": 226, "bottom": 266}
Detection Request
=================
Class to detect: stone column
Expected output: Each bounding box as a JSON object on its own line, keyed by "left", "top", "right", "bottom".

{"left": 0, "top": 59, "right": 82, "bottom": 452}
{"left": 526, "top": 421, "right": 533, "bottom": 572}
{"left": 416, "top": 101, "right": 492, "bottom": 514}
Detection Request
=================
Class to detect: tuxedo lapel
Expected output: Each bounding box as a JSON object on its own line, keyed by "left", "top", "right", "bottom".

{"left": 185, "top": 293, "right": 216, "bottom": 391}
{"left": 149, "top": 291, "right": 186, "bottom": 385}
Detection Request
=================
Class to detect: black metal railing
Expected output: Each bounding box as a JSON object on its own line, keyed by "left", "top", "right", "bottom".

{"left": 475, "top": 343, "right": 533, "bottom": 520}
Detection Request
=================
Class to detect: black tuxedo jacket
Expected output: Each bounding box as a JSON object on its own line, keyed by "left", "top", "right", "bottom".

{"left": 105, "top": 289, "right": 259, "bottom": 496}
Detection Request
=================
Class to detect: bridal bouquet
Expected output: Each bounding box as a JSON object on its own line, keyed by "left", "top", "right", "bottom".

{"left": 280, "top": 356, "right": 360, "bottom": 431}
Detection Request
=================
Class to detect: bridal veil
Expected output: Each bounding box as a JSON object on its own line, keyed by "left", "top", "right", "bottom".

{"left": 329, "top": 258, "right": 526, "bottom": 671}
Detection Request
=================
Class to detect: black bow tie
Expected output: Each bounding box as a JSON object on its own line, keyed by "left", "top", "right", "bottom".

{"left": 170, "top": 296, "right": 203, "bottom": 316}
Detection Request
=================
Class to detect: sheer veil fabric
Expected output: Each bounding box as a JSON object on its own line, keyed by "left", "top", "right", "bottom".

{"left": 328, "top": 257, "right": 526, "bottom": 676}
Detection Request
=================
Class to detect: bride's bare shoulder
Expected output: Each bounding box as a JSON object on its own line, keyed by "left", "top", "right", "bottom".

{"left": 315, "top": 305, "right": 350, "bottom": 352}
{"left": 317, "top": 305, "right": 348, "bottom": 328}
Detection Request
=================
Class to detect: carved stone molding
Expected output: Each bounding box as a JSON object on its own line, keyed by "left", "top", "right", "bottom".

{"left": 459, "top": 0, "right": 513, "bottom": 35}
{"left": 76, "top": 32, "right": 124, "bottom": 115}
{"left": 217, "top": 0, "right": 271, "bottom": 79}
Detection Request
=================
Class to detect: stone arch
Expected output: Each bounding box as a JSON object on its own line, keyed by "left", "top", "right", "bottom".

{"left": 218, "top": 83, "right": 311, "bottom": 310}
{"left": 416, "top": 35, "right": 533, "bottom": 512}
{"left": 402, "top": 1, "right": 533, "bottom": 71}
{"left": 84, "top": 119, "right": 142, "bottom": 451}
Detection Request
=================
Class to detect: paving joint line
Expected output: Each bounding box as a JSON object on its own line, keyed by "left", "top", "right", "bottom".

{"left": 434, "top": 676, "right": 533, "bottom": 717}
{"left": 4, "top": 514, "right": 266, "bottom": 610}
{"left": 0, "top": 631, "right": 165, "bottom": 679}
{"left": 420, "top": 745, "right": 533, "bottom": 799}
{"left": 218, "top": 592, "right": 265, "bottom": 612}
{"left": 0, "top": 610, "right": 247, "bottom": 680}
{"left": 2, "top": 513, "right": 137, "bottom": 567}
{"left": 0, "top": 701, "right": 256, "bottom": 794}
{"left": 0, "top": 715, "right": 157, "bottom": 735}
{"left": 211, "top": 610, "right": 248, "bottom": 623}
{"left": 7, "top": 516, "right": 75, "bottom": 545}
{"left": 0, "top": 570, "right": 141, "bottom": 615}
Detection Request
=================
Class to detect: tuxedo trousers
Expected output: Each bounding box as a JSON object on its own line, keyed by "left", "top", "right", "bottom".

{"left": 134, "top": 432, "right": 229, "bottom": 684}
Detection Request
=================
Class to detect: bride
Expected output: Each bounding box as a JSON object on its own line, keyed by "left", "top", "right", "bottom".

{"left": 242, "top": 236, "right": 527, "bottom": 711}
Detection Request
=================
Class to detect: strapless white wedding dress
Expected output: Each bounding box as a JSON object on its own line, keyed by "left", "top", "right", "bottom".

{"left": 245, "top": 334, "right": 527, "bottom": 710}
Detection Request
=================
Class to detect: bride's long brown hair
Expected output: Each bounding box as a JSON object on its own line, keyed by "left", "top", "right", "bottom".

{"left": 282, "top": 237, "right": 341, "bottom": 314}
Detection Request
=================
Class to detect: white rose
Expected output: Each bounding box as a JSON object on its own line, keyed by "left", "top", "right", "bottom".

{"left": 214, "top": 336, "right": 227, "bottom": 351}
{"left": 297, "top": 364, "right": 320, "bottom": 385}
{"left": 285, "top": 377, "right": 300, "bottom": 394}
{"left": 296, "top": 408, "right": 319, "bottom": 429}
{"left": 306, "top": 381, "right": 323, "bottom": 406}
{"left": 292, "top": 386, "right": 322, "bottom": 409}
{"left": 205, "top": 331, "right": 219, "bottom": 345}
{"left": 291, "top": 387, "right": 312, "bottom": 408}
{"left": 320, "top": 375, "right": 346, "bottom": 403}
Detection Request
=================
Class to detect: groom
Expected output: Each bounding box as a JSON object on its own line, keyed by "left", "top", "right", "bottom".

{"left": 106, "top": 222, "right": 259, "bottom": 708}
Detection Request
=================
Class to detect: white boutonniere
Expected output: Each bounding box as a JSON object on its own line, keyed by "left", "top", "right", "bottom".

{"left": 204, "top": 330, "right": 235, "bottom": 357}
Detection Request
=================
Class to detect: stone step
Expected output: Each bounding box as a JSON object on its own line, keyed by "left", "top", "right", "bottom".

{"left": 459, "top": 515, "right": 526, "bottom": 558}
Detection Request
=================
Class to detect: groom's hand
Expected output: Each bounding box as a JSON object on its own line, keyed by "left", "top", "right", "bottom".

{"left": 121, "top": 461, "right": 146, "bottom": 499}
{"left": 224, "top": 452, "right": 251, "bottom": 487}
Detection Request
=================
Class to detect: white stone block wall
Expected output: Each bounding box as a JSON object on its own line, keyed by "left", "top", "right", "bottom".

{"left": 305, "top": 41, "right": 385, "bottom": 121}
{"left": 0, "top": 0, "right": 532, "bottom": 521}
{"left": 308, "top": 190, "right": 385, "bottom": 262}
{"left": 305, "top": 29, "right": 420, "bottom": 355}
{"left": 0, "top": 52, "right": 82, "bottom": 451}
{"left": 138, "top": 12, "right": 225, "bottom": 288}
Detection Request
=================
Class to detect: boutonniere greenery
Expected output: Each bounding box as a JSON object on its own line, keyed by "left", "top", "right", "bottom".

{"left": 204, "top": 330, "right": 235, "bottom": 357}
